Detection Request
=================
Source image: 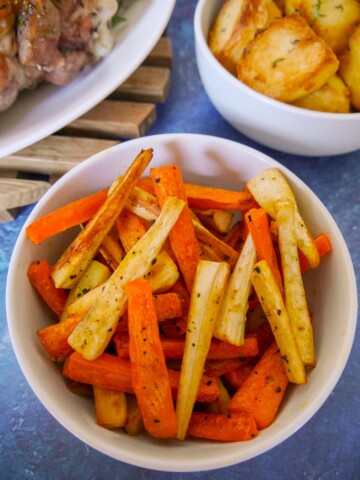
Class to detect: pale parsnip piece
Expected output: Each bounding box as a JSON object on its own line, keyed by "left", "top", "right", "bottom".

{"left": 208, "top": 377, "right": 231, "bottom": 414}
{"left": 213, "top": 234, "right": 257, "bottom": 346}
{"left": 292, "top": 74, "right": 350, "bottom": 113}
{"left": 250, "top": 260, "right": 307, "bottom": 384}
{"left": 221, "top": 0, "right": 282, "bottom": 75}
{"left": 60, "top": 260, "right": 111, "bottom": 322}
{"left": 246, "top": 168, "right": 320, "bottom": 269}
{"left": 339, "top": 26, "right": 360, "bottom": 111}
{"left": 237, "top": 15, "right": 339, "bottom": 103}
{"left": 98, "top": 228, "right": 126, "bottom": 271}
{"left": 124, "top": 395, "right": 144, "bottom": 436}
{"left": 126, "top": 186, "right": 160, "bottom": 222}
{"left": 68, "top": 197, "right": 185, "bottom": 360}
{"left": 193, "top": 208, "right": 234, "bottom": 234}
{"left": 52, "top": 149, "right": 153, "bottom": 289}
{"left": 299, "top": 0, "right": 360, "bottom": 55}
{"left": 93, "top": 386, "right": 127, "bottom": 429}
{"left": 66, "top": 250, "right": 179, "bottom": 317}
{"left": 176, "top": 260, "right": 230, "bottom": 440}
{"left": 276, "top": 199, "right": 315, "bottom": 367}
{"left": 192, "top": 216, "right": 239, "bottom": 267}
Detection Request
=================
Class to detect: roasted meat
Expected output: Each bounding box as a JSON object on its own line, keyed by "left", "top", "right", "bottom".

{"left": 0, "top": 0, "right": 118, "bottom": 112}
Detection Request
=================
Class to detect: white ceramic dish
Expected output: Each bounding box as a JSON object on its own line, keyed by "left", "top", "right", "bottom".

{"left": 194, "top": 0, "right": 360, "bottom": 157}
{"left": 0, "top": 0, "right": 175, "bottom": 158}
{"left": 6, "top": 134, "right": 358, "bottom": 471}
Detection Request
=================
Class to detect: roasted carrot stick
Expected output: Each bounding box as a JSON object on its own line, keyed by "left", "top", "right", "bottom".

{"left": 229, "top": 342, "right": 289, "bottom": 429}
{"left": 204, "top": 358, "right": 243, "bottom": 378}
{"left": 38, "top": 292, "right": 186, "bottom": 359}
{"left": 187, "top": 412, "right": 258, "bottom": 442}
{"left": 299, "top": 233, "right": 332, "bottom": 273}
{"left": 26, "top": 189, "right": 108, "bottom": 245}
{"left": 63, "top": 352, "right": 219, "bottom": 402}
{"left": 37, "top": 314, "right": 82, "bottom": 360}
{"left": 115, "top": 336, "right": 259, "bottom": 360}
{"left": 137, "top": 178, "right": 256, "bottom": 211}
{"left": 125, "top": 278, "right": 177, "bottom": 438}
{"left": 223, "top": 360, "right": 255, "bottom": 390}
{"left": 150, "top": 165, "right": 201, "bottom": 292}
{"left": 27, "top": 260, "right": 68, "bottom": 317}
{"left": 184, "top": 184, "right": 255, "bottom": 211}
{"left": 245, "top": 208, "right": 284, "bottom": 296}
{"left": 115, "top": 208, "right": 148, "bottom": 252}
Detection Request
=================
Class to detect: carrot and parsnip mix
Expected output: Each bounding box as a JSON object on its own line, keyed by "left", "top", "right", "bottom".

{"left": 27, "top": 150, "right": 332, "bottom": 442}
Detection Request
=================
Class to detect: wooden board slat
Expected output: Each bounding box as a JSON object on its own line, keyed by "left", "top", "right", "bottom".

{"left": 0, "top": 35, "right": 172, "bottom": 220}
{"left": 112, "top": 65, "right": 170, "bottom": 103}
{"left": 0, "top": 178, "right": 50, "bottom": 210}
{"left": 64, "top": 100, "right": 157, "bottom": 139}
{"left": 0, "top": 135, "right": 119, "bottom": 175}
{"left": 144, "top": 36, "right": 172, "bottom": 67}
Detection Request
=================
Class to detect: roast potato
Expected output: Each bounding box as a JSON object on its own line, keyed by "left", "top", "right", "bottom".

{"left": 338, "top": 26, "right": 360, "bottom": 111}
{"left": 237, "top": 14, "right": 339, "bottom": 103}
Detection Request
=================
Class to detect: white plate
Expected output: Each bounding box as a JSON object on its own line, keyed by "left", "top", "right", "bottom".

{"left": 0, "top": 0, "right": 175, "bottom": 158}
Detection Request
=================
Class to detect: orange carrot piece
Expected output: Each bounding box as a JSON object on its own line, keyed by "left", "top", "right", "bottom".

{"left": 115, "top": 208, "right": 148, "bottom": 252}
{"left": 299, "top": 233, "right": 332, "bottom": 273}
{"left": 137, "top": 178, "right": 256, "bottom": 211}
{"left": 223, "top": 360, "right": 255, "bottom": 390}
{"left": 37, "top": 314, "right": 81, "bottom": 360}
{"left": 204, "top": 358, "right": 243, "bottom": 378}
{"left": 115, "top": 336, "right": 258, "bottom": 360}
{"left": 26, "top": 189, "right": 108, "bottom": 244}
{"left": 229, "top": 342, "right": 289, "bottom": 429}
{"left": 245, "top": 208, "right": 284, "bottom": 296}
{"left": 27, "top": 260, "right": 68, "bottom": 317}
{"left": 38, "top": 292, "right": 185, "bottom": 359}
{"left": 150, "top": 165, "right": 201, "bottom": 292}
{"left": 137, "top": 176, "right": 155, "bottom": 195}
{"left": 222, "top": 221, "right": 244, "bottom": 249}
{"left": 247, "top": 321, "right": 275, "bottom": 356}
{"left": 63, "top": 352, "right": 219, "bottom": 402}
{"left": 187, "top": 412, "right": 258, "bottom": 442}
{"left": 125, "top": 278, "right": 177, "bottom": 438}
{"left": 184, "top": 184, "right": 256, "bottom": 211}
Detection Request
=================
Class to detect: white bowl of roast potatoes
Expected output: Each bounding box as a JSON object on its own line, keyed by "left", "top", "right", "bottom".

{"left": 194, "top": 0, "right": 360, "bottom": 156}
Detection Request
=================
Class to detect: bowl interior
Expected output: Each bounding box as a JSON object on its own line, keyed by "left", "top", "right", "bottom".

{"left": 6, "top": 134, "right": 357, "bottom": 472}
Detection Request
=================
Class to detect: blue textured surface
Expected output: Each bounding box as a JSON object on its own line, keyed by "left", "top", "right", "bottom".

{"left": 1, "top": 2, "right": 359, "bottom": 478}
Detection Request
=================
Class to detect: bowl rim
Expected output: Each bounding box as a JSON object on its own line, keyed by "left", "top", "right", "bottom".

{"left": 194, "top": 0, "right": 360, "bottom": 121}
{"left": 6, "top": 133, "right": 359, "bottom": 472}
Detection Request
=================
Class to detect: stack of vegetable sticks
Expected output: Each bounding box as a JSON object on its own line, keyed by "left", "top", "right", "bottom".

{"left": 26, "top": 151, "right": 332, "bottom": 443}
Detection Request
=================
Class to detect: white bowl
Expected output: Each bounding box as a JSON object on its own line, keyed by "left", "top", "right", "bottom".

{"left": 0, "top": 0, "right": 175, "bottom": 158}
{"left": 6, "top": 134, "right": 357, "bottom": 471}
{"left": 194, "top": 0, "right": 360, "bottom": 157}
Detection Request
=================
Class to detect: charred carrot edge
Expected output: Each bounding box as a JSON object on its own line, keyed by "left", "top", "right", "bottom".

{"left": 63, "top": 352, "right": 219, "bottom": 403}
{"left": 229, "top": 342, "right": 289, "bottom": 429}
{"left": 150, "top": 165, "right": 201, "bottom": 292}
{"left": 115, "top": 336, "right": 259, "bottom": 360}
{"left": 299, "top": 233, "right": 332, "bottom": 273}
{"left": 245, "top": 208, "right": 284, "bottom": 296}
{"left": 187, "top": 412, "right": 258, "bottom": 442}
{"left": 38, "top": 292, "right": 186, "bottom": 359}
{"left": 27, "top": 260, "right": 68, "bottom": 317}
{"left": 125, "top": 278, "right": 177, "bottom": 438}
{"left": 137, "top": 178, "right": 256, "bottom": 211}
{"left": 26, "top": 189, "right": 108, "bottom": 244}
